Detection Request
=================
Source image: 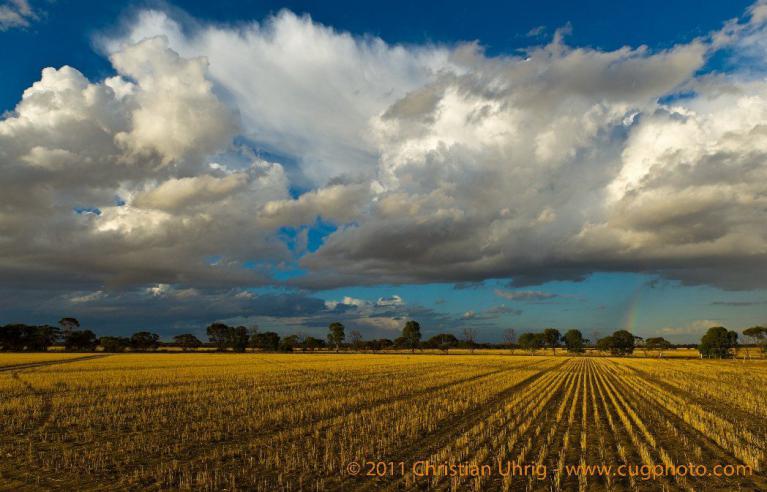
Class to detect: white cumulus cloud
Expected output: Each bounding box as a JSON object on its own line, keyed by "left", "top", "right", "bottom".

{"left": 3, "top": 2, "right": 767, "bottom": 310}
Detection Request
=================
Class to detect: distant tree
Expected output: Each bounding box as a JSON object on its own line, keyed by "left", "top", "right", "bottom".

{"left": 328, "top": 322, "right": 345, "bottom": 352}
{"left": 365, "top": 339, "right": 381, "bottom": 352}
{"left": 0, "top": 325, "right": 24, "bottom": 351}
{"left": 349, "top": 330, "right": 364, "bottom": 351}
{"left": 173, "top": 334, "right": 202, "bottom": 351}
{"left": 252, "top": 331, "right": 281, "bottom": 351}
{"left": 563, "top": 329, "right": 585, "bottom": 353}
{"left": 0, "top": 324, "right": 59, "bottom": 351}
{"left": 368, "top": 338, "right": 394, "bottom": 351}
{"left": 594, "top": 330, "right": 636, "bottom": 356}
{"left": 743, "top": 326, "right": 767, "bottom": 358}
{"left": 27, "top": 325, "right": 60, "bottom": 351}
{"left": 596, "top": 336, "right": 614, "bottom": 354}
{"left": 301, "top": 336, "right": 325, "bottom": 351}
{"left": 542, "top": 328, "right": 561, "bottom": 355}
{"left": 42, "top": 324, "right": 61, "bottom": 348}
{"left": 249, "top": 329, "right": 260, "bottom": 349}
{"left": 249, "top": 324, "right": 260, "bottom": 338}
{"left": 645, "top": 337, "right": 672, "bottom": 358}
{"left": 279, "top": 334, "right": 300, "bottom": 352}
{"left": 59, "top": 317, "right": 80, "bottom": 336}
{"left": 100, "top": 336, "right": 130, "bottom": 353}
{"left": 427, "top": 333, "right": 459, "bottom": 354}
{"left": 130, "top": 331, "right": 160, "bottom": 351}
{"left": 402, "top": 320, "right": 422, "bottom": 353}
{"left": 64, "top": 330, "right": 98, "bottom": 351}
{"left": 294, "top": 331, "right": 305, "bottom": 346}
{"left": 207, "top": 323, "right": 231, "bottom": 351}
{"left": 519, "top": 332, "right": 545, "bottom": 355}
{"left": 377, "top": 338, "right": 394, "bottom": 350}
{"left": 393, "top": 336, "right": 408, "bottom": 349}
{"left": 246, "top": 325, "right": 259, "bottom": 348}
{"left": 462, "top": 327, "right": 478, "bottom": 353}
{"left": 502, "top": 328, "right": 516, "bottom": 353}
{"left": 635, "top": 336, "right": 647, "bottom": 356}
{"left": 610, "top": 330, "right": 636, "bottom": 356}
{"left": 590, "top": 330, "right": 602, "bottom": 348}
{"left": 699, "top": 327, "right": 738, "bottom": 359}
{"left": 229, "top": 326, "right": 250, "bottom": 352}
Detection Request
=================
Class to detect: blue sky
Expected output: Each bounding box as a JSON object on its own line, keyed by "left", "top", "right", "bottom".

{"left": 1, "top": 0, "right": 766, "bottom": 342}
{"left": 0, "top": 0, "right": 754, "bottom": 113}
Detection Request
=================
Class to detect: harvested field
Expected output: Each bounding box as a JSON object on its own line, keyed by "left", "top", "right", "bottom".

{"left": 0, "top": 353, "right": 765, "bottom": 491}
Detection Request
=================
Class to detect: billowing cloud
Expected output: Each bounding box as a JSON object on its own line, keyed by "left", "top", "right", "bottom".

{"left": 0, "top": 36, "right": 289, "bottom": 292}
{"left": 109, "top": 37, "right": 239, "bottom": 164}
{"left": 3, "top": 3, "right": 767, "bottom": 336}
{"left": 103, "top": 9, "right": 452, "bottom": 187}
{"left": 291, "top": 14, "right": 766, "bottom": 291}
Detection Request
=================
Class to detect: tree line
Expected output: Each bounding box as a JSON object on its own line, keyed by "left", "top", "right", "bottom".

{"left": 514, "top": 328, "right": 647, "bottom": 356}
{"left": 512, "top": 325, "right": 767, "bottom": 359}
{"left": 0, "top": 318, "right": 98, "bottom": 351}
{"left": 697, "top": 325, "right": 767, "bottom": 359}
{"left": 1, "top": 317, "right": 765, "bottom": 357}
{"left": 0, "top": 319, "right": 460, "bottom": 353}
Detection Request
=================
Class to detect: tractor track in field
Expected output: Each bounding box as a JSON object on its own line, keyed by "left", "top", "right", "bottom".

{"left": 207, "top": 364, "right": 529, "bottom": 445}
{"left": 0, "top": 354, "right": 111, "bottom": 372}
{"left": 4, "top": 355, "right": 767, "bottom": 491}
{"left": 590, "top": 359, "right": 684, "bottom": 491}
{"left": 154, "top": 359, "right": 558, "bottom": 487}
{"left": 599, "top": 359, "right": 767, "bottom": 491}
{"left": 338, "top": 358, "right": 573, "bottom": 492}
{"left": 0, "top": 355, "right": 113, "bottom": 491}
{"left": 10, "top": 371, "right": 54, "bottom": 435}
{"left": 485, "top": 363, "right": 576, "bottom": 491}
{"left": 5, "top": 356, "right": 110, "bottom": 436}
{"left": 617, "top": 360, "right": 767, "bottom": 431}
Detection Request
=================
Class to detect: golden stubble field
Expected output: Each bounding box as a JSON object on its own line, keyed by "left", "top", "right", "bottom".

{"left": 1, "top": 353, "right": 766, "bottom": 491}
